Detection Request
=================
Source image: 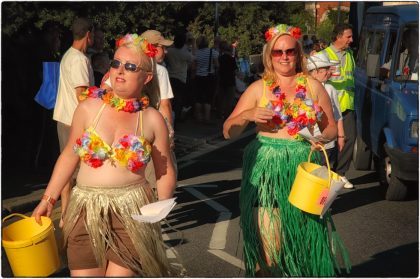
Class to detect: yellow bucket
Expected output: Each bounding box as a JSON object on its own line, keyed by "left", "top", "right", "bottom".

{"left": 288, "top": 145, "right": 340, "bottom": 215}
{"left": 2, "top": 213, "right": 61, "bottom": 276}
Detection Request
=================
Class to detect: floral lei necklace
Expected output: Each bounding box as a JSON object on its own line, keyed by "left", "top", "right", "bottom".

{"left": 79, "top": 86, "right": 149, "bottom": 112}
{"left": 265, "top": 73, "right": 323, "bottom": 139}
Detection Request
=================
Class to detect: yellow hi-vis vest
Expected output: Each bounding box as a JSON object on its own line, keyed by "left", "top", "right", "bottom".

{"left": 323, "top": 47, "right": 356, "bottom": 112}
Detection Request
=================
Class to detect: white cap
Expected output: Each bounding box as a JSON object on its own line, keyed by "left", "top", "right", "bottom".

{"left": 306, "top": 52, "right": 339, "bottom": 71}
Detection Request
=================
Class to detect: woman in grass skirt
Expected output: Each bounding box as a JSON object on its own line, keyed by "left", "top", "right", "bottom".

{"left": 223, "top": 24, "right": 351, "bottom": 277}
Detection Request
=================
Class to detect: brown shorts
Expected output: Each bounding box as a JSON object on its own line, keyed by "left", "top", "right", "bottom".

{"left": 67, "top": 211, "right": 139, "bottom": 270}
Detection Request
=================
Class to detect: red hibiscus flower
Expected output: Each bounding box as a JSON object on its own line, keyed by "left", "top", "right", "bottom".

{"left": 131, "top": 161, "right": 144, "bottom": 172}
{"left": 295, "top": 114, "right": 308, "bottom": 126}
{"left": 288, "top": 125, "right": 300, "bottom": 136}
{"left": 124, "top": 101, "right": 135, "bottom": 112}
{"left": 146, "top": 44, "right": 158, "bottom": 57}
{"left": 290, "top": 27, "right": 302, "bottom": 40}
{"left": 90, "top": 158, "right": 103, "bottom": 168}
{"left": 265, "top": 30, "right": 273, "bottom": 42}
{"left": 271, "top": 115, "right": 283, "bottom": 126}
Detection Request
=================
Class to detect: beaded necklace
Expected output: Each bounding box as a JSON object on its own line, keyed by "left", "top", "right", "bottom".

{"left": 265, "top": 74, "right": 322, "bottom": 139}
{"left": 79, "top": 86, "right": 149, "bottom": 112}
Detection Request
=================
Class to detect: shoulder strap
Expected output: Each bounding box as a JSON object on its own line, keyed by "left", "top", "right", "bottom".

{"left": 208, "top": 48, "right": 213, "bottom": 73}
{"left": 92, "top": 103, "right": 107, "bottom": 129}
{"left": 136, "top": 110, "right": 143, "bottom": 137}
{"left": 306, "top": 77, "right": 317, "bottom": 101}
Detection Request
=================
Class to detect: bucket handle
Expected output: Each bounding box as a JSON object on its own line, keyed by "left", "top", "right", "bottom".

{"left": 308, "top": 144, "right": 332, "bottom": 188}
{"left": 2, "top": 213, "right": 29, "bottom": 223}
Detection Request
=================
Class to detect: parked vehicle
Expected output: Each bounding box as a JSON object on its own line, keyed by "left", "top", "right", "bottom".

{"left": 353, "top": 4, "right": 419, "bottom": 200}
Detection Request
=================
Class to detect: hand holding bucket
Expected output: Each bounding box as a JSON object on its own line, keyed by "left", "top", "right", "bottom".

{"left": 2, "top": 213, "right": 61, "bottom": 276}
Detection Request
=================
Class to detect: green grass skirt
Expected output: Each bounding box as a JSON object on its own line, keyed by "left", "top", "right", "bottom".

{"left": 240, "top": 135, "right": 351, "bottom": 277}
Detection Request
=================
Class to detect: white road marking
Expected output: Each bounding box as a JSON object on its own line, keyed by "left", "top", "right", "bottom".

{"left": 208, "top": 250, "right": 245, "bottom": 270}
{"left": 209, "top": 212, "right": 232, "bottom": 250}
{"left": 184, "top": 184, "right": 244, "bottom": 269}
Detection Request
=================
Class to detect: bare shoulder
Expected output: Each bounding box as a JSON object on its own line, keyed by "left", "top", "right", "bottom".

{"left": 241, "top": 78, "right": 263, "bottom": 99}
{"left": 76, "top": 98, "right": 104, "bottom": 117}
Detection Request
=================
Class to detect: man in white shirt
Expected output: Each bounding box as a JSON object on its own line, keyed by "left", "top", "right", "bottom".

{"left": 53, "top": 17, "right": 95, "bottom": 226}
{"left": 141, "top": 30, "right": 177, "bottom": 187}
{"left": 141, "top": 30, "right": 175, "bottom": 126}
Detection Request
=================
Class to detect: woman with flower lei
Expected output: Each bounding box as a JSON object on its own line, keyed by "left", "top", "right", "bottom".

{"left": 32, "top": 34, "right": 178, "bottom": 277}
{"left": 223, "top": 24, "right": 351, "bottom": 276}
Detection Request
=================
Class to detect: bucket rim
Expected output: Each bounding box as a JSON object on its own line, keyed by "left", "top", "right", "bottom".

{"left": 2, "top": 216, "right": 54, "bottom": 248}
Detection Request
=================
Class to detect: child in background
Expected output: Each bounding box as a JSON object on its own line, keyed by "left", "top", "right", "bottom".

{"left": 307, "top": 52, "right": 349, "bottom": 187}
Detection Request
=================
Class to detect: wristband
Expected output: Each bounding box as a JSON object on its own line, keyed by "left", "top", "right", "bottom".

{"left": 337, "top": 135, "right": 345, "bottom": 139}
{"left": 42, "top": 195, "right": 56, "bottom": 206}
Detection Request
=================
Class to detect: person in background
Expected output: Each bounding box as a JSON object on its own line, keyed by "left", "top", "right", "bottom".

{"left": 53, "top": 17, "right": 95, "bottom": 228}
{"left": 91, "top": 52, "right": 110, "bottom": 87}
{"left": 223, "top": 23, "right": 350, "bottom": 277}
{"left": 141, "top": 29, "right": 177, "bottom": 187}
{"left": 217, "top": 40, "right": 237, "bottom": 119}
{"left": 307, "top": 52, "right": 345, "bottom": 168}
{"left": 193, "top": 35, "right": 219, "bottom": 123}
{"left": 165, "top": 30, "right": 195, "bottom": 125}
{"left": 141, "top": 29, "right": 174, "bottom": 126}
{"left": 33, "top": 34, "right": 177, "bottom": 277}
{"left": 321, "top": 23, "right": 356, "bottom": 189}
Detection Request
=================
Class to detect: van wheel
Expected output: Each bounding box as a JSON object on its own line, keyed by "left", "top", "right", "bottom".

{"left": 376, "top": 155, "right": 408, "bottom": 201}
{"left": 353, "top": 135, "right": 372, "bottom": 170}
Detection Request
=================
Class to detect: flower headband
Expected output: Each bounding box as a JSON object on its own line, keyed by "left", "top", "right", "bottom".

{"left": 115, "top": 33, "right": 158, "bottom": 58}
{"left": 265, "top": 24, "right": 302, "bottom": 42}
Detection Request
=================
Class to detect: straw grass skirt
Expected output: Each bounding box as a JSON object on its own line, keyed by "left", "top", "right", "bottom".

{"left": 240, "top": 135, "right": 351, "bottom": 276}
{"left": 62, "top": 182, "right": 178, "bottom": 277}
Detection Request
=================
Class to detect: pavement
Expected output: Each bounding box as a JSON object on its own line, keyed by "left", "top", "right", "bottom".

{"left": 1, "top": 115, "right": 229, "bottom": 219}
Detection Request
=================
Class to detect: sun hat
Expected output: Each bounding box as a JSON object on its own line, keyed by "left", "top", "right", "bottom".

{"left": 306, "top": 52, "right": 339, "bottom": 71}
{"left": 140, "top": 30, "right": 173, "bottom": 46}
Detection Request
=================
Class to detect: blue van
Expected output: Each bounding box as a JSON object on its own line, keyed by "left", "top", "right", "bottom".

{"left": 353, "top": 4, "right": 418, "bottom": 200}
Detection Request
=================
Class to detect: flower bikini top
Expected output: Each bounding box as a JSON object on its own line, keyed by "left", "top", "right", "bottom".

{"left": 73, "top": 103, "right": 152, "bottom": 172}
{"left": 258, "top": 74, "right": 323, "bottom": 139}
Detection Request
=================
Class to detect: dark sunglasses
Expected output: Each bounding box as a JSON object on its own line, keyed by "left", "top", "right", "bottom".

{"left": 271, "top": 48, "right": 296, "bottom": 57}
{"left": 110, "top": 59, "right": 143, "bottom": 72}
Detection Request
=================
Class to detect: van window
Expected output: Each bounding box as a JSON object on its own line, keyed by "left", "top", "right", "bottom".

{"left": 384, "top": 31, "right": 397, "bottom": 68}
{"left": 394, "top": 25, "right": 419, "bottom": 81}
{"left": 357, "top": 29, "right": 373, "bottom": 68}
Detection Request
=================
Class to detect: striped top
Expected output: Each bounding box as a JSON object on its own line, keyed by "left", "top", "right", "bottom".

{"left": 195, "top": 48, "right": 219, "bottom": 77}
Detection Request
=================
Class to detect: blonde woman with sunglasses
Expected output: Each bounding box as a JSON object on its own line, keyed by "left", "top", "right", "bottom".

{"left": 223, "top": 24, "right": 351, "bottom": 277}
{"left": 32, "top": 34, "right": 178, "bottom": 277}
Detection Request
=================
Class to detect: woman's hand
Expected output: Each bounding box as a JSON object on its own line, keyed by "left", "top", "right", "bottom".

{"left": 309, "top": 140, "right": 324, "bottom": 151}
{"left": 241, "top": 107, "right": 274, "bottom": 124}
{"left": 32, "top": 200, "right": 54, "bottom": 225}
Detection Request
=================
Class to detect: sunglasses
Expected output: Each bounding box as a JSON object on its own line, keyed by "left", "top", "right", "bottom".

{"left": 271, "top": 48, "right": 296, "bottom": 57}
{"left": 110, "top": 59, "right": 144, "bottom": 72}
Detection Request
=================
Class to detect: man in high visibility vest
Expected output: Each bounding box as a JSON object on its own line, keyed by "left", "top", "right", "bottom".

{"left": 321, "top": 23, "right": 355, "bottom": 189}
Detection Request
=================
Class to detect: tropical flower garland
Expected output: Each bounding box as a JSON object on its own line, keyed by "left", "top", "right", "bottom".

{"left": 112, "top": 134, "right": 152, "bottom": 172}
{"left": 265, "top": 24, "right": 302, "bottom": 42}
{"left": 74, "top": 128, "right": 112, "bottom": 168}
{"left": 79, "top": 86, "right": 149, "bottom": 113}
{"left": 265, "top": 74, "right": 322, "bottom": 139}
{"left": 115, "top": 33, "right": 158, "bottom": 58}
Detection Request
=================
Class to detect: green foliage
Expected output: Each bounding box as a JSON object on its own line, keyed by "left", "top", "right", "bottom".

{"left": 316, "top": 18, "right": 335, "bottom": 43}
{"left": 289, "top": 10, "right": 316, "bottom": 34}
{"left": 2, "top": 2, "right": 309, "bottom": 57}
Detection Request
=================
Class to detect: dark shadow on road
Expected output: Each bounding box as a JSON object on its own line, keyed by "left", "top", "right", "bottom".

{"left": 349, "top": 171, "right": 379, "bottom": 185}
{"left": 163, "top": 180, "right": 241, "bottom": 235}
{"left": 344, "top": 242, "right": 419, "bottom": 277}
{"left": 332, "top": 184, "right": 386, "bottom": 215}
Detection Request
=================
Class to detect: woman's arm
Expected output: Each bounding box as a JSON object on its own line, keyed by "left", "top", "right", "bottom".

{"left": 148, "top": 109, "right": 176, "bottom": 200}
{"left": 309, "top": 79, "right": 337, "bottom": 141}
{"left": 32, "top": 102, "right": 88, "bottom": 223}
{"left": 223, "top": 80, "right": 274, "bottom": 139}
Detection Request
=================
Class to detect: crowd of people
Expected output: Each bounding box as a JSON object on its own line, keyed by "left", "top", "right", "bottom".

{"left": 30, "top": 15, "right": 357, "bottom": 277}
